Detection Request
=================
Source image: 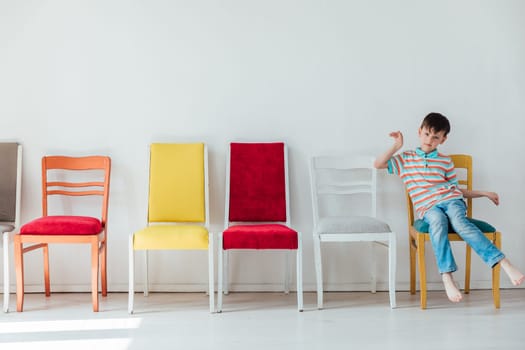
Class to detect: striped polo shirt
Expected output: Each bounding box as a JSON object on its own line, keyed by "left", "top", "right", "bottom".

{"left": 388, "top": 148, "right": 463, "bottom": 218}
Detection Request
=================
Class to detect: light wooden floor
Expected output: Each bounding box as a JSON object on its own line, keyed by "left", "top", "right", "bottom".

{"left": 1, "top": 289, "right": 524, "bottom": 349}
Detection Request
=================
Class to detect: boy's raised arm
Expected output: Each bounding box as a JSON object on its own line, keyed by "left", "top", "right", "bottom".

{"left": 374, "top": 131, "right": 404, "bottom": 169}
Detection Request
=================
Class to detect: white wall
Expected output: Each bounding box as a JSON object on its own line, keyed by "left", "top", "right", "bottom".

{"left": 1, "top": 0, "right": 524, "bottom": 293}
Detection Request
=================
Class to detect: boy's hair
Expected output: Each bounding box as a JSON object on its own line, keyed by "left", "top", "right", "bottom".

{"left": 420, "top": 112, "right": 450, "bottom": 136}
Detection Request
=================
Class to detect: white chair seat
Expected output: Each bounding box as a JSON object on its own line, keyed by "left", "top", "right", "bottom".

{"left": 317, "top": 216, "right": 391, "bottom": 234}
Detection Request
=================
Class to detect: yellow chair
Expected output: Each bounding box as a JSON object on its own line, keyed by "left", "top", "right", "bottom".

{"left": 407, "top": 154, "right": 501, "bottom": 309}
{"left": 128, "top": 143, "right": 214, "bottom": 313}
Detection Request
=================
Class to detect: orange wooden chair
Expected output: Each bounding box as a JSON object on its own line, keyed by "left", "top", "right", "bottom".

{"left": 14, "top": 155, "right": 111, "bottom": 312}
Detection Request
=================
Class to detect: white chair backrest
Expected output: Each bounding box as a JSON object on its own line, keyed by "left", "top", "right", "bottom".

{"left": 0, "top": 143, "right": 22, "bottom": 228}
{"left": 310, "top": 155, "right": 377, "bottom": 224}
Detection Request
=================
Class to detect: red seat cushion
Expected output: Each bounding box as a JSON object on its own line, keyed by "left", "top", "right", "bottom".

{"left": 20, "top": 216, "right": 102, "bottom": 235}
{"left": 223, "top": 224, "right": 298, "bottom": 250}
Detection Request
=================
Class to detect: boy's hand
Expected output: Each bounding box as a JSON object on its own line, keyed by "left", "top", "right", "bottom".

{"left": 389, "top": 131, "right": 404, "bottom": 151}
{"left": 374, "top": 131, "right": 404, "bottom": 169}
{"left": 486, "top": 192, "right": 499, "bottom": 206}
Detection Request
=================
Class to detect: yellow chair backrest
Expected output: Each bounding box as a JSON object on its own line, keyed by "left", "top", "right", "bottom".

{"left": 148, "top": 143, "right": 206, "bottom": 223}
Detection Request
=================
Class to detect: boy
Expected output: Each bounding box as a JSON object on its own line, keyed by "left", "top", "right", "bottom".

{"left": 374, "top": 112, "right": 524, "bottom": 302}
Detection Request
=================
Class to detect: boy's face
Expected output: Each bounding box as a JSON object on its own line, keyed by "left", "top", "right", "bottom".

{"left": 418, "top": 127, "right": 447, "bottom": 153}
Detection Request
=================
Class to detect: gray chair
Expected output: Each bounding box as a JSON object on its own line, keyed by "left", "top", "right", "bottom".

{"left": 0, "top": 143, "right": 22, "bottom": 312}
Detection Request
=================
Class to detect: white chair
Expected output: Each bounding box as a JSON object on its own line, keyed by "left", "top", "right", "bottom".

{"left": 310, "top": 154, "right": 396, "bottom": 309}
{"left": 0, "top": 143, "right": 22, "bottom": 313}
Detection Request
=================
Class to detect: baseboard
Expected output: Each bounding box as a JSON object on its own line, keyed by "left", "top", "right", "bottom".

{"left": 1, "top": 280, "right": 515, "bottom": 293}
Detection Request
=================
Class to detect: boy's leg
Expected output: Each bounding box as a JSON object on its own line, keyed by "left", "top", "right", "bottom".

{"left": 423, "top": 205, "right": 462, "bottom": 302}
{"left": 444, "top": 200, "right": 524, "bottom": 286}
{"left": 423, "top": 206, "right": 458, "bottom": 273}
{"left": 444, "top": 200, "right": 504, "bottom": 267}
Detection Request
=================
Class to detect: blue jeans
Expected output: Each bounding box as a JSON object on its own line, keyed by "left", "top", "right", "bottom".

{"left": 422, "top": 199, "right": 504, "bottom": 274}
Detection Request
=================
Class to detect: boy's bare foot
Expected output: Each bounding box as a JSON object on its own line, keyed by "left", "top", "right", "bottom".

{"left": 500, "top": 258, "right": 525, "bottom": 286}
{"left": 442, "top": 272, "right": 462, "bottom": 302}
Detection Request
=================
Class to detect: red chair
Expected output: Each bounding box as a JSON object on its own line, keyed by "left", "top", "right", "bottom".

{"left": 14, "top": 155, "right": 111, "bottom": 312}
{"left": 217, "top": 142, "right": 303, "bottom": 312}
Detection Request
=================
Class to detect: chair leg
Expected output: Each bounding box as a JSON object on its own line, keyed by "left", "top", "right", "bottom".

{"left": 43, "top": 244, "right": 50, "bottom": 297}
{"left": 223, "top": 250, "right": 229, "bottom": 295}
{"left": 493, "top": 232, "right": 501, "bottom": 309}
{"left": 14, "top": 236, "right": 24, "bottom": 312}
{"left": 208, "top": 232, "right": 214, "bottom": 313}
{"left": 313, "top": 233, "right": 323, "bottom": 309}
{"left": 3, "top": 232, "right": 9, "bottom": 313}
{"left": 388, "top": 232, "right": 397, "bottom": 309}
{"left": 296, "top": 232, "right": 303, "bottom": 312}
{"left": 370, "top": 242, "right": 377, "bottom": 294}
{"left": 101, "top": 241, "right": 107, "bottom": 297}
{"left": 417, "top": 234, "right": 427, "bottom": 309}
{"left": 143, "top": 250, "right": 149, "bottom": 297}
{"left": 464, "top": 245, "right": 471, "bottom": 294}
{"left": 91, "top": 239, "right": 99, "bottom": 312}
{"left": 128, "top": 235, "right": 135, "bottom": 314}
{"left": 409, "top": 236, "right": 416, "bottom": 295}
{"left": 284, "top": 251, "right": 290, "bottom": 294}
{"left": 217, "top": 232, "right": 223, "bottom": 313}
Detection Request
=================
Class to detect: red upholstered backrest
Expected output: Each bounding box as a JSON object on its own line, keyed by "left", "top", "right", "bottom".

{"left": 228, "top": 142, "right": 287, "bottom": 222}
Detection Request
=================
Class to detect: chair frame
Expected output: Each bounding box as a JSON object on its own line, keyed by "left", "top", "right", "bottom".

{"left": 311, "top": 154, "right": 396, "bottom": 309}
{"left": 217, "top": 142, "right": 303, "bottom": 312}
{"left": 1, "top": 143, "right": 22, "bottom": 313}
{"left": 128, "top": 143, "right": 214, "bottom": 314}
{"left": 407, "top": 154, "right": 501, "bottom": 309}
{"left": 14, "top": 155, "right": 111, "bottom": 312}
